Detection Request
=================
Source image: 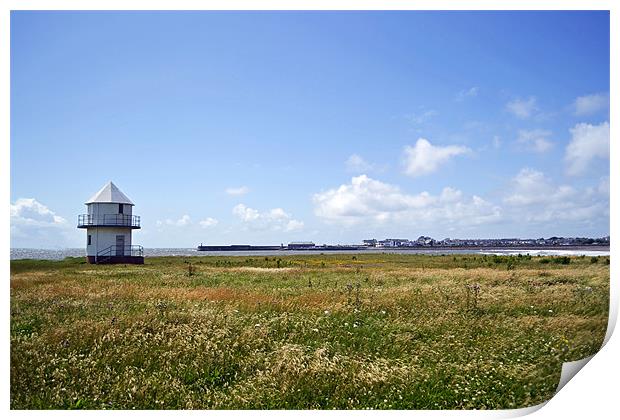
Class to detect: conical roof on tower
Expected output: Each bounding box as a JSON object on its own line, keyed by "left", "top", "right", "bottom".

{"left": 85, "top": 181, "right": 134, "bottom": 205}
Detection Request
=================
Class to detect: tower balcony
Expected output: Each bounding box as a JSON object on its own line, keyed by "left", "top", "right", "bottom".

{"left": 77, "top": 214, "right": 141, "bottom": 229}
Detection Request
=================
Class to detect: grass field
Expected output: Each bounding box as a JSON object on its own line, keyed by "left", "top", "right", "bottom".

{"left": 10, "top": 253, "right": 609, "bottom": 409}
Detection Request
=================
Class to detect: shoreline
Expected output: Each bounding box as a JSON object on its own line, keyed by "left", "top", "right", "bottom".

{"left": 371, "top": 245, "right": 611, "bottom": 251}
{"left": 198, "top": 244, "right": 610, "bottom": 252}
{"left": 10, "top": 245, "right": 611, "bottom": 261}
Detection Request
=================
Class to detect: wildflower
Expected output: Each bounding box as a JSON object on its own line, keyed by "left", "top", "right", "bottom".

{"left": 254, "top": 323, "right": 261, "bottom": 328}
{"left": 548, "top": 309, "right": 553, "bottom": 313}
{"left": 324, "top": 310, "right": 330, "bottom": 315}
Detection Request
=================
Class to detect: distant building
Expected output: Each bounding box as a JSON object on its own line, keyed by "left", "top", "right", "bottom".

{"left": 364, "top": 235, "right": 609, "bottom": 249}
{"left": 416, "top": 236, "right": 435, "bottom": 246}
{"left": 77, "top": 182, "right": 143, "bottom": 264}
{"left": 379, "top": 238, "right": 409, "bottom": 247}
{"left": 288, "top": 241, "right": 315, "bottom": 249}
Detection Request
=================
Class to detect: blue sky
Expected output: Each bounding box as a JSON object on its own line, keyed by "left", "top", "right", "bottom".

{"left": 10, "top": 11, "right": 610, "bottom": 248}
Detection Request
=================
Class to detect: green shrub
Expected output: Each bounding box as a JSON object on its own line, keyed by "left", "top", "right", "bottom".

{"left": 554, "top": 256, "right": 571, "bottom": 265}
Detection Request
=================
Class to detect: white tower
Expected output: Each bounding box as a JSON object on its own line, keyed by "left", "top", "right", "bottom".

{"left": 77, "top": 182, "right": 143, "bottom": 264}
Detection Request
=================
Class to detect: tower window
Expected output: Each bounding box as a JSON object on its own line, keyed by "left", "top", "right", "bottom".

{"left": 88, "top": 235, "right": 92, "bottom": 246}
{"left": 119, "top": 204, "right": 123, "bottom": 214}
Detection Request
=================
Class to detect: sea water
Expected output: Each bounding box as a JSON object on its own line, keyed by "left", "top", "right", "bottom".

{"left": 10, "top": 247, "right": 610, "bottom": 260}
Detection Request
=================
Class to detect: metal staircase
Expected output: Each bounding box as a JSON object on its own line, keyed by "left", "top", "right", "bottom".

{"left": 95, "top": 245, "right": 144, "bottom": 264}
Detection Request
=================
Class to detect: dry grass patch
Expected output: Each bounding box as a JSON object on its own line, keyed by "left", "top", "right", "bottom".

{"left": 10, "top": 254, "right": 609, "bottom": 409}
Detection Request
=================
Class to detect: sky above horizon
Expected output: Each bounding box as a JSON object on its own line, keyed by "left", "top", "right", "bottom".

{"left": 10, "top": 11, "right": 610, "bottom": 248}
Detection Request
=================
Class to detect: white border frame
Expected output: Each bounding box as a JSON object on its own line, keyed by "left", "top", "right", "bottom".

{"left": 2, "top": 2, "right": 616, "bottom": 419}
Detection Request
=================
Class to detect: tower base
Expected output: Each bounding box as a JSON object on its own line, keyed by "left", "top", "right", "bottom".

{"left": 87, "top": 256, "right": 144, "bottom": 264}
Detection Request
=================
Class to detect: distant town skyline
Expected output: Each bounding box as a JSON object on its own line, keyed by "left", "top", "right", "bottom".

{"left": 10, "top": 11, "right": 610, "bottom": 248}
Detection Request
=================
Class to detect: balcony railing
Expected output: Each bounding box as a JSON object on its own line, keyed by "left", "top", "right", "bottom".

{"left": 78, "top": 214, "right": 140, "bottom": 228}
{"left": 97, "top": 245, "right": 144, "bottom": 258}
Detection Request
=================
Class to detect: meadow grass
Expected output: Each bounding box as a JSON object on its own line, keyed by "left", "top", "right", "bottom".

{"left": 10, "top": 253, "right": 609, "bottom": 409}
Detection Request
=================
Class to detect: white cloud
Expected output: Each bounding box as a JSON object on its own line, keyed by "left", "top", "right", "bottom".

{"left": 226, "top": 186, "right": 250, "bottom": 196}
{"left": 406, "top": 109, "right": 438, "bottom": 125}
{"left": 504, "top": 169, "right": 575, "bottom": 207}
{"left": 199, "top": 217, "right": 219, "bottom": 228}
{"left": 232, "top": 204, "right": 303, "bottom": 232}
{"left": 597, "top": 176, "right": 610, "bottom": 196}
{"left": 503, "top": 168, "right": 608, "bottom": 223}
{"left": 312, "top": 172, "right": 608, "bottom": 236}
{"left": 440, "top": 187, "right": 463, "bottom": 203}
{"left": 506, "top": 97, "right": 538, "bottom": 119}
{"left": 345, "top": 154, "right": 374, "bottom": 173}
{"left": 516, "top": 129, "right": 553, "bottom": 153}
{"left": 565, "top": 122, "right": 609, "bottom": 176}
{"left": 10, "top": 198, "right": 66, "bottom": 226}
{"left": 285, "top": 220, "right": 305, "bottom": 232}
{"left": 157, "top": 214, "right": 191, "bottom": 227}
{"left": 232, "top": 204, "right": 260, "bottom": 221}
{"left": 10, "top": 198, "right": 79, "bottom": 248}
{"left": 455, "top": 86, "right": 479, "bottom": 102}
{"left": 403, "top": 138, "right": 470, "bottom": 177}
{"left": 574, "top": 93, "right": 609, "bottom": 116}
{"left": 492, "top": 136, "right": 502, "bottom": 149}
{"left": 312, "top": 175, "right": 500, "bottom": 227}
